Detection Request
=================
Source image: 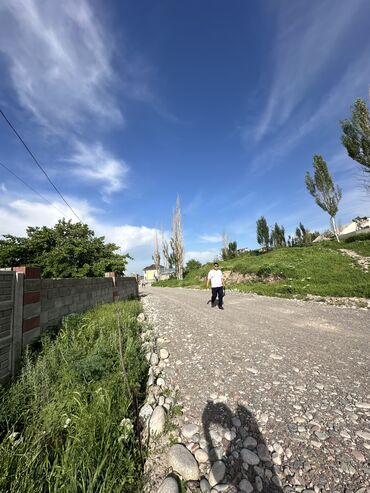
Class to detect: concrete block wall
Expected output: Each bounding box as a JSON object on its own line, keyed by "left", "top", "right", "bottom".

{"left": 40, "top": 277, "right": 113, "bottom": 331}
{"left": 1, "top": 268, "right": 138, "bottom": 381}
{"left": 12, "top": 268, "right": 138, "bottom": 345}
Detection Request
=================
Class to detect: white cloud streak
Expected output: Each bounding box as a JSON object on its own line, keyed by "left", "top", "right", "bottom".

{"left": 254, "top": 0, "right": 367, "bottom": 142}
{"left": 66, "top": 141, "right": 129, "bottom": 196}
{"left": 0, "top": 0, "right": 121, "bottom": 131}
{"left": 199, "top": 234, "right": 222, "bottom": 243}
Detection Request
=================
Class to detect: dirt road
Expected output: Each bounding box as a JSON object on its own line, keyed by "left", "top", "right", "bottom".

{"left": 143, "top": 287, "right": 370, "bottom": 492}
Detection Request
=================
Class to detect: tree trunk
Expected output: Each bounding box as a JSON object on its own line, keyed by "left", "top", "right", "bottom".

{"left": 330, "top": 216, "right": 340, "bottom": 242}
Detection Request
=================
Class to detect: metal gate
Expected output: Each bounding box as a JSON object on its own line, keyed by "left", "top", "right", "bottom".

{"left": 0, "top": 270, "right": 15, "bottom": 383}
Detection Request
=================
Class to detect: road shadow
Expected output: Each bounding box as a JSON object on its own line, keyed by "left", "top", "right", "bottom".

{"left": 202, "top": 401, "right": 283, "bottom": 492}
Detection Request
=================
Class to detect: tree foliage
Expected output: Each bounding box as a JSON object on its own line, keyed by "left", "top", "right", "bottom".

{"left": 221, "top": 241, "right": 238, "bottom": 260}
{"left": 185, "top": 259, "right": 202, "bottom": 271}
{"left": 305, "top": 155, "right": 342, "bottom": 241}
{"left": 290, "top": 222, "right": 318, "bottom": 246}
{"left": 256, "top": 216, "right": 269, "bottom": 249}
{"left": 341, "top": 98, "right": 370, "bottom": 175}
{"left": 0, "top": 219, "right": 131, "bottom": 278}
{"left": 270, "top": 223, "right": 286, "bottom": 248}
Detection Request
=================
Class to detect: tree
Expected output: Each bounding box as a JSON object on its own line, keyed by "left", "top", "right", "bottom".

{"left": 0, "top": 219, "right": 131, "bottom": 277}
{"left": 186, "top": 259, "right": 201, "bottom": 271}
{"left": 152, "top": 230, "right": 161, "bottom": 276}
{"left": 341, "top": 98, "right": 370, "bottom": 182}
{"left": 228, "top": 241, "right": 238, "bottom": 258}
{"left": 161, "top": 228, "right": 171, "bottom": 269}
{"left": 292, "top": 222, "right": 312, "bottom": 246}
{"left": 221, "top": 241, "right": 238, "bottom": 260}
{"left": 221, "top": 231, "right": 229, "bottom": 261}
{"left": 256, "top": 216, "right": 269, "bottom": 250}
{"left": 170, "top": 195, "right": 184, "bottom": 280}
{"left": 305, "top": 155, "right": 342, "bottom": 242}
{"left": 270, "top": 223, "right": 286, "bottom": 248}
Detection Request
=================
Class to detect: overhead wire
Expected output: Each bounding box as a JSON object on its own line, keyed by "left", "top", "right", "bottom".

{"left": 0, "top": 107, "right": 82, "bottom": 222}
{"left": 0, "top": 159, "right": 72, "bottom": 219}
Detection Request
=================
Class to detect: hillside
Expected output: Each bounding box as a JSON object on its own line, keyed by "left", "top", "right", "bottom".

{"left": 155, "top": 239, "right": 370, "bottom": 299}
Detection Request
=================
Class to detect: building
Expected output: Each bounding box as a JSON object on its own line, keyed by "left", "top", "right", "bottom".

{"left": 313, "top": 216, "right": 370, "bottom": 242}
{"left": 143, "top": 264, "right": 165, "bottom": 282}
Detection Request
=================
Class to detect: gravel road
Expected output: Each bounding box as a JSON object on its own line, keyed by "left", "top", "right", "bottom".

{"left": 143, "top": 287, "right": 370, "bottom": 493}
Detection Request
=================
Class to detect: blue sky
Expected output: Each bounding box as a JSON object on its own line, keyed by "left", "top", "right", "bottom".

{"left": 0, "top": 0, "right": 369, "bottom": 273}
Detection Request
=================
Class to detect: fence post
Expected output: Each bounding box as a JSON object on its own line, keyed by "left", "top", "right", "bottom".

{"left": 13, "top": 267, "right": 41, "bottom": 346}
{"left": 105, "top": 272, "right": 118, "bottom": 301}
{"left": 12, "top": 272, "right": 24, "bottom": 377}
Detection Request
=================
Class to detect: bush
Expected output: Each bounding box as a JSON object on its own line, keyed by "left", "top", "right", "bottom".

{"left": 344, "top": 231, "right": 370, "bottom": 243}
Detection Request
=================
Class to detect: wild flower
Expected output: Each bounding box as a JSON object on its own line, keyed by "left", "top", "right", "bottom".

{"left": 64, "top": 418, "right": 72, "bottom": 428}
{"left": 8, "top": 431, "right": 20, "bottom": 443}
{"left": 118, "top": 418, "right": 134, "bottom": 441}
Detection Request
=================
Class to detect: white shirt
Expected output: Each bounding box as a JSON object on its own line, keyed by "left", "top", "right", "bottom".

{"left": 207, "top": 269, "right": 223, "bottom": 288}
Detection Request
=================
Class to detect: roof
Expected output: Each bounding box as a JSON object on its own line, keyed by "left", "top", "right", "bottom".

{"left": 143, "top": 264, "right": 165, "bottom": 271}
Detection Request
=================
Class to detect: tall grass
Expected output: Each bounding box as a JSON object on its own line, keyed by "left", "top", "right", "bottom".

{"left": 0, "top": 300, "right": 148, "bottom": 493}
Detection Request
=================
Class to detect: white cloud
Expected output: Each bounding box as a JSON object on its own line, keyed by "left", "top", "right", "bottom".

{"left": 0, "top": 191, "right": 164, "bottom": 274}
{"left": 0, "top": 0, "right": 121, "bottom": 131}
{"left": 0, "top": 183, "right": 7, "bottom": 193}
{"left": 66, "top": 141, "right": 129, "bottom": 196}
{"left": 199, "top": 234, "right": 222, "bottom": 243}
{"left": 254, "top": 0, "right": 366, "bottom": 142}
{"left": 185, "top": 249, "right": 219, "bottom": 264}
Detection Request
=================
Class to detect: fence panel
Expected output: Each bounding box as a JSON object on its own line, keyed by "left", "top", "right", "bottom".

{"left": 0, "top": 271, "right": 15, "bottom": 383}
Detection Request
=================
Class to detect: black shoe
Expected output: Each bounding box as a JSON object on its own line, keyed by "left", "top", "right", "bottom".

{"left": 218, "top": 306, "right": 224, "bottom": 310}
{"left": 212, "top": 302, "right": 216, "bottom": 308}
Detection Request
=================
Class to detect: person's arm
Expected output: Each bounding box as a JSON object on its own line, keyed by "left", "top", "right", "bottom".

{"left": 206, "top": 271, "right": 211, "bottom": 288}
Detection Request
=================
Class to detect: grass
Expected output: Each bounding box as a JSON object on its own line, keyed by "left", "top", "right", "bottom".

{"left": 0, "top": 300, "right": 148, "bottom": 493}
{"left": 156, "top": 241, "right": 370, "bottom": 299}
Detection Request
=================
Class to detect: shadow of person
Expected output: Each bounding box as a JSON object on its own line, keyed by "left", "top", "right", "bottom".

{"left": 202, "top": 401, "right": 284, "bottom": 492}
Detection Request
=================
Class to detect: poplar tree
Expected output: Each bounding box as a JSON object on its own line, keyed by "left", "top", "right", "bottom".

{"left": 161, "top": 228, "right": 171, "bottom": 269}
{"left": 256, "top": 216, "right": 269, "bottom": 250}
{"left": 170, "top": 196, "right": 184, "bottom": 280}
{"left": 152, "top": 230, "right": 161, "bottom": 277}
{"left": 305, "top": 155, "right": 342, "bottom": 242}
{"left": 341, "top": 99, "right": 370, "bottom": 182}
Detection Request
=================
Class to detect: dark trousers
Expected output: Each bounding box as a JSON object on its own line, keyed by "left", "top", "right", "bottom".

{"left": 211, "top": 287, "right": 224, "bottom": 307}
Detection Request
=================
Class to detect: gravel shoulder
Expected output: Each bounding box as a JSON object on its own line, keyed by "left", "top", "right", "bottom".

{"left": 143, "top": 287, "right": 370, "bottom": 492}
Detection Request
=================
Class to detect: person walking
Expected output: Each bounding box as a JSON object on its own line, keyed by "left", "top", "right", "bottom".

{"left": 206, "top": 262, "right": 224, "bottom": 310}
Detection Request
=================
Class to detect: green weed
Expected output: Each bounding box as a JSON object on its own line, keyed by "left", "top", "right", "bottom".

{"left": 0, "top": 300, "right": 148, "bottom": 493}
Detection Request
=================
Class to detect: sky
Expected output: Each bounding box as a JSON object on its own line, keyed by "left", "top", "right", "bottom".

{"left": 0, "top": 0, "right": 370, "bottom": 274}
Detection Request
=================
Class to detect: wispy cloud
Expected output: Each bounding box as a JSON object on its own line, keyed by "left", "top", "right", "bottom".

{"left": 254, "top": 0, "right": 366, "bottom": 142}
{"left": 0, "top": 0, "right": 121, "bottom": 131}
{"left": 183, "top": 192, "right": 203, "bottom": 215}
{"left": 199, "top": 234, "right": 222, "bottom": 243}
{"left": 66, "top": 141, "right": 129, "bottom": 197}
{"left": 247, "top": 44, "right": 370, "bottom": 176}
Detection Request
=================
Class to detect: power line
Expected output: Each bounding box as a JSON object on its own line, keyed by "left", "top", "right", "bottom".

{"left": 0, "top": 159, "right": 71, "bottom": 219}
{"left": 0, "top": 108, "right": 82, "bottom": 222}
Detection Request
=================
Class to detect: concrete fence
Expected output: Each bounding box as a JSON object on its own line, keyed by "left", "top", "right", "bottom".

{"left": 0, "top": 267, "right": 138, "bottom": 383}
